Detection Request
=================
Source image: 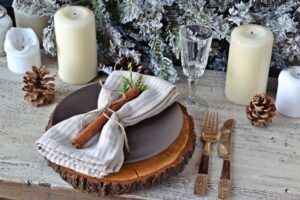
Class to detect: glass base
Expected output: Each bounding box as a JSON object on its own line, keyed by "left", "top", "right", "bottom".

{"left": 184, "top": 96, "right": 199, "bottom": 106}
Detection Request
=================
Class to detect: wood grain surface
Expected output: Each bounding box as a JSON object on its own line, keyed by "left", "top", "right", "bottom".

{"left": 0, "top": 54, "right": 300, "bottom": 199}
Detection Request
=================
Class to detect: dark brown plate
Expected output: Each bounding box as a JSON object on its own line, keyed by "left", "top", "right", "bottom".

{"left": 52, "top": 82, "right": 183, "bottom": 163}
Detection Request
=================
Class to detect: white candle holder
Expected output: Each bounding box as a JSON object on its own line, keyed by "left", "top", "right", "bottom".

{"left": 275, "top": 66, "right": 300, "bottom": 118}
{"left": 4, "top": 27, "right": 41, "bottom": 74}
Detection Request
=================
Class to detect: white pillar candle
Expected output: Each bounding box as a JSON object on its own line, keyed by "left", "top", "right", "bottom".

{"left": 14, "top": 9, "right": 49, "bottom": 42}
{"left": 54, "top": 6, "right": 97, "bottom": 84}
{"left": 0, "top": 6, "right": 13, "bottom": 57}
{"left": 4, "top": 28, "right": 41, "bottom": 74}
{"left": 275, "top": 66, "right": 300, "bottom": 118}
{"left": 225, "top": 24, "right": 274, "bottom": 105}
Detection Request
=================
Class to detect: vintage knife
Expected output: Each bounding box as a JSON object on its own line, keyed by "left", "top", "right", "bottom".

{"left": 218, "top": 119, "right": 236, "bottom": 200}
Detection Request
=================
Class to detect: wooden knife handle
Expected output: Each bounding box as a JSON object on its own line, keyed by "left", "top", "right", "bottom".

{"left": 194, "top": 142, "right": 211, "bottom": 196}
{"left": 218, "top": 159, "right": 231, "bottom": 199}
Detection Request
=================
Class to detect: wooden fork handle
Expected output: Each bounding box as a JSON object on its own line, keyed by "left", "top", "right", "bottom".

{"left": 198, "top": 141, "right": 211, "bottom": 173}
{"left": 218, "top": 159, "right": 231, "bottom": 199}
{"left": 194, "top": 141, "right": 211, "bottom": 196}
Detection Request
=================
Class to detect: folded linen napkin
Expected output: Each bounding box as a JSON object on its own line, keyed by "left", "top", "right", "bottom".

{"left": 35, "top": 71, "right": 179, "bottom": 179}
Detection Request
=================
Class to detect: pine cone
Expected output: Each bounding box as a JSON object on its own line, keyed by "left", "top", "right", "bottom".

{"left": 23, "top": 66, "right": 55, "bottom": 107}
{"left": 114, "top": 57, "right": 152, "bottom": 75}
{"left": 246, "top": 94, "right": 276, "bottom": 127}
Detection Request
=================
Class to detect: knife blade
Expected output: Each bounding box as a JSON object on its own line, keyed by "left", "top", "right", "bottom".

{"left": 218, "top": 119, "right": 235, "bottom": 200}
{"left": 218, "top": 119, "right": 235, "bottom": 158}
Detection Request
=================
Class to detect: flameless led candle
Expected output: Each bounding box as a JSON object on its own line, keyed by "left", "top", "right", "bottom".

{"left": 275, "top": 66, "right": 300, "bottom": 118}
{"left": 54, "top": 6, "right": 97, "bottom": 84}
{"left": 225, "top": 24, "right": 274, "bottom": 105}
{"left": 14, "top": 10, "right": 49, "bottom": 42}
{"left": 0, "top": 6, "right": 13, "bottom": 57}
{"left": 4, "top": 28, "right": 41, "bottom": 74}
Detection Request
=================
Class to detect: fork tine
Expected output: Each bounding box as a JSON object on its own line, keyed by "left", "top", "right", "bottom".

{"left": 206, "top": 113, "right": 211, "bottom": 129}
{"left": 216, "top": 112, "right": 219, "bottom": 132}
{"left": 214, "top": 112, "right": 218, "bottom": 133}
{"left": 201, "top": 112, "right": 209, "bottom": 137}
{"left": 209, "top": 112, "right": 214, "bottom": 129}
{"left": 203, "top": 112, "right": 209, "bottom": 128}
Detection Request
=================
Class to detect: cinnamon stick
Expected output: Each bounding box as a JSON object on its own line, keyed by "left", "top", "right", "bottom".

{"left": 71, "top": 86, "right": 141, "bottom": 149}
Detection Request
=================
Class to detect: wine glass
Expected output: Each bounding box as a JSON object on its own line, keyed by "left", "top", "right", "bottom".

{"left": 179, "top": 25, "right": 212, "bottom": 106}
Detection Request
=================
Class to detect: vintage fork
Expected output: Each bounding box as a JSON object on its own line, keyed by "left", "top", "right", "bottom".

{"left": 194, "top": 112, "right": 219, "bottom": 196}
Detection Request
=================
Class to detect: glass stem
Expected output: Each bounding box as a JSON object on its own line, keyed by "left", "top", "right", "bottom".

{"left": 188, "top": 78, "right": 198, "bottom": 99}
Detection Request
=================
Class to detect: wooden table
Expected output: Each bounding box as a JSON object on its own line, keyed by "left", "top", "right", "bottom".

{"left": 1, "top": 54, "right": 300, "bottom": 200}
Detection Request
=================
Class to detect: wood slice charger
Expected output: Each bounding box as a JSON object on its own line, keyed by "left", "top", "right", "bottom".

{"left": 45, "top": 87, "right": 195, "bottom": 196}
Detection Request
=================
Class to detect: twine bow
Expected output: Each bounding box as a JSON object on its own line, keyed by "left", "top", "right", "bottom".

{"left": 80, "top": 81, "right": 130, "bottom": 151}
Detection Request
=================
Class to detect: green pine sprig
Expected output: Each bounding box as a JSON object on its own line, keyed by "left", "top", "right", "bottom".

{"left": 121, "top": 63, "right": 148, "bottom": 95}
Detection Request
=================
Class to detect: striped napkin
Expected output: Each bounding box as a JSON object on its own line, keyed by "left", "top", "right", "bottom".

{"left": 35, "top": 71, "right": 179, "bottom": 179}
